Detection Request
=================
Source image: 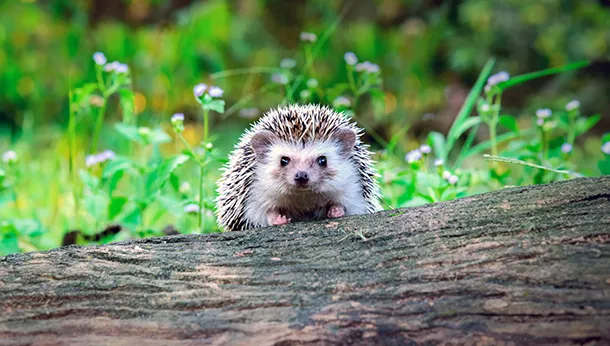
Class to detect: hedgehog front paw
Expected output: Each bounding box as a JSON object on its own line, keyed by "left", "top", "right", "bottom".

{"left": 327, "top": 204, "right": 345, "bottom": 219}
{"left": 268, "top": 211, "right": 291, "bottom": 226}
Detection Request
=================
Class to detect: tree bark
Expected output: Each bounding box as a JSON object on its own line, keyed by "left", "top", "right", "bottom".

{"left": 1, "top": 176, "right": 610, "bottom": 346}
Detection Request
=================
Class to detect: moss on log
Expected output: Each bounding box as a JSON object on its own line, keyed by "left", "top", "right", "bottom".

{"left": 1, "top": 176, "right": 610, "bottom": 345}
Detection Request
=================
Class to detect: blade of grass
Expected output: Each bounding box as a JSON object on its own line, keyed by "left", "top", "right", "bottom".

{"left": 496, "top": 60, "right": 590, "bottom": 91}
{"left": 445, "top": 57, "right": 495, "bottom": 160}
{"left": 457, "top": 128, "right": 534, "bottom": 165}
{"left": 483, "top": 154, "right": 583, "bottom": 177}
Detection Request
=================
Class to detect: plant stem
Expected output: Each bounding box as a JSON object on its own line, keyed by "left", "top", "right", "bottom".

{"left": 67, "top": 90, "right": 81, "bottom": 230}
{"left": 489, "top": 92, "right": 502, "bottom": 157}
{"left": 198, "top": 165, "right": 204, "bottom": 233}
{"left": 203, "top": 109, "right": 209, "bottom": 144}
{"left": 90, "top": 101, "right": 106, "bottom": 154}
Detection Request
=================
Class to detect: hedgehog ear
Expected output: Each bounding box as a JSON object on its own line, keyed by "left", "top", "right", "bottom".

{"left": 333, "top": 128, "right": 357, "bottom": 158}
{"left": 250, "top": 130, "right": 278, "bottom": 160}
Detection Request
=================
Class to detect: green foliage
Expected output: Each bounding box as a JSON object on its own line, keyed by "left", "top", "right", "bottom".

{"left": 1, "top": 0, "right": 609, "bottom": 256}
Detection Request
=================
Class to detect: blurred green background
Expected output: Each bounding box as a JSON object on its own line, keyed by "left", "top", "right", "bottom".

{"left": 1, "top": 0, "right": 609, "bottom": 254}
{"left": 2, "top": 0, "right": 609, "bottom": 144}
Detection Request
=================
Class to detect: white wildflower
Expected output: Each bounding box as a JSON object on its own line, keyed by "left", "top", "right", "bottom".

{"left": 561, "top": 143, "right": 573, "bottom": 154}
{"left": 434, "top": 159, "right": 444, "bottom": 166}
{"left": 419, "top": 144, "right": 431, "bottom": 154}
{"left": 2, "top": 150, "right": 17, "bottom": 163}
{"left": 602, "top": 141, "right": 610, "bottom": 155}
{"left": 565, "top": 100, "right": 580, "bottom": 112}
{"left": 299, "top": 32, "right": 317, "bottom": 42}
{"left": 93, "top": 52, "right": 107, "bottom": 66}
{"left": 536, "top": 108, "right": 552, "bottom": 118}
{"left": 405, "top": 149, "right": 422, "bottom": 163}
{"left": 184, "top": 203, "right": 200, "bottom": 214}
{"left": 448, "top": 175, "right": 459, "bottom": 185}
{"left": 344, "top": 52, "right": 358, "bottom": 65}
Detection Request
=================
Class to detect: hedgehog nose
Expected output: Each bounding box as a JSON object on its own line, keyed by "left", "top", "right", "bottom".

{"left": 294, "top": 171, "right": 309, "bottom": 184}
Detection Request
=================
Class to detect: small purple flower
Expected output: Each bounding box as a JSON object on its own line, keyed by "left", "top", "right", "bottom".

{"left": 208, "top": 86, "right": 224, "bottom": 98}
{"left": 271, "top": 73, "right": 289, "bottom": 85}
{"left": 442, "top": 170, "right": 451, "bottom": 180}
{"left": 280, "top": 58, "right": 296, "bottom": 69}
{"left": 367, "top": 63, "right": 380, "bottom": 73}
{"left": 99, "top": 150, "right": 116, "bottom": 161}
{"left": 171, "top": 113, "right": 185, "bottom": 124}
{"left": 486, "top": 71, "right": 510, "bottom": 87}
{"left": 104, "top": 61, "right": 119, "bottom": 72}
{"left": 561, "top": 143, "right": 573, "bottom": 154}
{"left": 405, "top": 149, "right": 422, "bottom": 163}
{"left": 299, "top": 32, "right": 317, "bottom": 43}
{"left": 115, "top": 63, "right": 129, "bottom": 74}
{"left": 193, "top": 83, "right": 207, "bottom": 98}
{"left": 344, "top": 52, "right": 358, "bottom": 66}
{"left": 86, "top": 150, "right": 115, "bottom": 167}
{"left": 536, "top": 108, "right": 552, "bottom": 118}
{"left": 565, "top": 100, "right": 580, "bottom": 111}
{"left": 536, "top": 118, "right": 545, "bottom": 127}
{"left": 355, "top": 61, "right": 380, "bottom": 74}
{"left": 419, "top": 144, "right": 431, "bottom": 154}
{"left": 333, "top": 96, "right": 351, "bottom": 108}
{"left": 93, "top": 52, "right": 107, "bottom": 66}
{"left": 85, "top": 154, "right": 98, "bottom": 167}
{"left": 434, "top": 158, "right": 444, "bottom": 167}
{"left": 184, "top": 203, "right": 200, "bottom": 214}
{"left": 602, "top": 141, "right": 610, "bottom": 155}
{"left": 2, "top": 150, "right": 17, "bottom": 163}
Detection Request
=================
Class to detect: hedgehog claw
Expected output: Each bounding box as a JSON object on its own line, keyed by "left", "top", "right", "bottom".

{"left": 327, "top": 205, "right": 345, "bottom": 219}
{"left": 269, "top": 212, "right": 291, "bottom": 226}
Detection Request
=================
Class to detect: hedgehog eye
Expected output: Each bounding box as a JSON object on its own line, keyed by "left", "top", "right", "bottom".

{"left": 280, "top": 156, "right": 290, "bottom": 167}
{"left": 316, "top": 156, "right": 327, "bottom": 167}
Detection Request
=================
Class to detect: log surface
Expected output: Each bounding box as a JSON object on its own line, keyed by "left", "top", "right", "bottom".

{"left": 1, "top": 176, "right": 610, "bottom": 346}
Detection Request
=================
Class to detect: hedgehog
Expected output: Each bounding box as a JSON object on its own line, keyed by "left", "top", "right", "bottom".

{"left": 214, "top": 103, "right": 383, "bottom": 231}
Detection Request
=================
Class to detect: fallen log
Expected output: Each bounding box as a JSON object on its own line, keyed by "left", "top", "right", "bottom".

{"left": 1, "top": 176, "right": 609, "bottom": 345}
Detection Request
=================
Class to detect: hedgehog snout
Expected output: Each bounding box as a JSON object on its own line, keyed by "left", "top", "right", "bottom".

{"left": 294, "top": 171, "right": 309, "bottom": 185}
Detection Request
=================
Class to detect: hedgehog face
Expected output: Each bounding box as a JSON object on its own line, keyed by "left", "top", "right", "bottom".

{"left": 250, "top": 128, "right": 357, "bottom": 194}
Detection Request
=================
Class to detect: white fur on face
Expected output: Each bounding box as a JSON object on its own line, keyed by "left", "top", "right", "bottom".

{"left": 244, "top": 140, "right": 369, "bottom": 227}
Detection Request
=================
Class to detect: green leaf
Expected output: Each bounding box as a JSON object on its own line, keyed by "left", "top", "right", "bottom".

{"left": 148, "top": 128, "right": 172, "bottom": 144}
{"left": 114, "top": 123, "right": 143, "bottom": 144}
{"left": 79, "top": 169, "right": 100, "bottom": 190}
{"left": 460, "top": 129, "right": 535, "bottom": 163}
{"left": 575, "top": 114, "right": 601, "bottom": 136}
{"left": 108, "top": 196, "right": 129, "bottom": 221}
{"left": 445, "top": 58, "right": 495, "bottom": 158}
{"left": 447, "top": 116, "right": 482, "bottom": 149}
{"left": 145, "top": 154, "right": 190, "bottom": 197}
{"left": 499, "top": 115, "right": 519, "bottom": 133}
{"left": 495, "top": 60, "right": 590, "bottom": 91}
{"left": 207, "top": 100, "right": 225, "bottom": 114}
{"left": 155, "top": 195, "right": 185, "bottom": 217}
{"left": 12, "top": 219, "right": 44, "bottom": 237}
{"left": 602, "top": 133, "right": 610, "bottom": 144}
{"left": 427, "top": 131, "right": 447, "bottom": 160}
{"left": 121, "top": 204, "right": 142, "bottom": 230}
{"left": 102, "top": 156, "right": 136, "bottom": 179}
{"left": 0, "top": 234, "right": 20, "bottom": 256}
{"left": 598, "top": 157, "right": 610, "bottom": 175}
{"left": 117, "top": 88, "right": 135, "bottom": 124}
